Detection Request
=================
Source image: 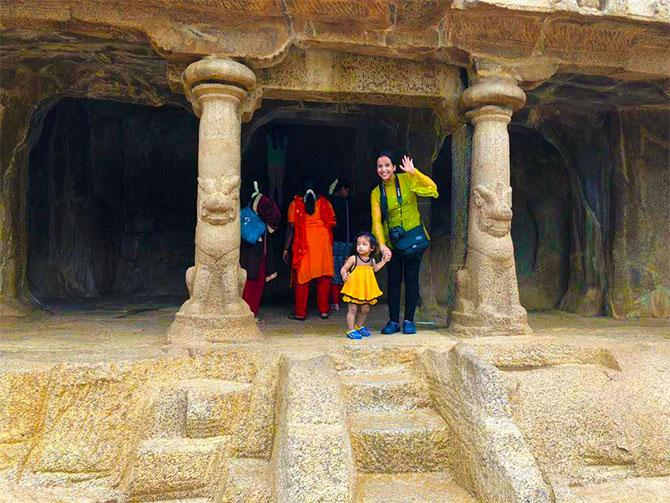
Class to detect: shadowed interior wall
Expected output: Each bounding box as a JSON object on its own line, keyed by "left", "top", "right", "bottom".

{"left": 510, "top": 127, "right": 571, "bottom": 311}
{"left": 28, "top": 99, "right": 198, "bottom": 301}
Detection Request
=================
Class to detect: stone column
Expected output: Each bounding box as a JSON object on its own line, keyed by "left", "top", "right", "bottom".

{"left": 169, "top": 57, "right": 261, "bottom": 344}
{"left": 450, "top": 71, "right": 531, "bottom": 336}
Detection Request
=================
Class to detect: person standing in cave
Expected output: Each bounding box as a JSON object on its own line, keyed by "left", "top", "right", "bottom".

{"left": 266, "top": 126, "right": 287, "bottom": 209}
{"left": 240, "top": 181, "right": 282, "bottom": 318}
{"left": 327, "top": 177, "right": 352, "bottom": 311}
{"left": 283, "top": 179, "right": 336, "bottom": 320}
{"left": 371, "top": 150, "right": 439, "bottom": 334}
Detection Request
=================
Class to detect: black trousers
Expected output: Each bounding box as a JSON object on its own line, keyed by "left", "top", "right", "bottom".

{"left": 386, "top": 251, "right": 422, "bottom": 322}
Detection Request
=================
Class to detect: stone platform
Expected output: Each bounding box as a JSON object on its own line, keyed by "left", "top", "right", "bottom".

{"left": 1, "top": 302, "right": 669, "bottom": 502}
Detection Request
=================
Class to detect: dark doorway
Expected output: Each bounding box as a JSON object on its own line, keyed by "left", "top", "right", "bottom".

{"left": 28, "top": 98, "right": 198, "bottom": 304}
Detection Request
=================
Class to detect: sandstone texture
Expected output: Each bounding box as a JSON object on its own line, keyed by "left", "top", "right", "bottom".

{"left": 1, "top": 0, "right": 669, "bottom": 321}
{"left": 1, "top": 307, "right": 669, "bottom": 501}
{"left": 0, "top": 0, "right": 669, "bottom": 500}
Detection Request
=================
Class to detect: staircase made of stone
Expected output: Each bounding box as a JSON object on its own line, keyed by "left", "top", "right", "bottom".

{"left": 335, "top": 345, "right": 476, "bottom": 502}
{"left": 120, "top": 378, "right": 272, "bottom": 503}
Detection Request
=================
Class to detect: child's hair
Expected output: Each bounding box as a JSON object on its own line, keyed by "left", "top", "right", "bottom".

{"left": 353, "top": 231, "right": 378, "bottom": 256}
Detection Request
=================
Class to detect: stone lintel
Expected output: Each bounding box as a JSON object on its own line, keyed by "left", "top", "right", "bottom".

{"left": 256, "top": 48, "right": 461, "bottom": 111}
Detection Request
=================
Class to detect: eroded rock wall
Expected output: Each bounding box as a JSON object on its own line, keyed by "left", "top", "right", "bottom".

{"left": 27, "top": 99, "right": 198, "bottom": 301}
{"left": 510, "top": 127, "right": 571, "bottom": 312}
{"left": 609, "top": 106, "right": 670, "bottom": 318}
{"left": 518, "top": 75, "right": 670, "bottom": 318}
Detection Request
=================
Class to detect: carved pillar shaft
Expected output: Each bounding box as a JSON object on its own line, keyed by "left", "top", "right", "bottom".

{"left": 450, "top": 73, "right": 531, "bottom": 336}
{"left": 169, "top": 57, "right": 261, "bottom": 344}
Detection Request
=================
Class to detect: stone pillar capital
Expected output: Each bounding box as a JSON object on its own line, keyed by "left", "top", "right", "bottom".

{"left": 182, "top": 57, "right": 257, "bottom": 117}
{"left": 462, "top": 74, "right": 526, "bottom": 116}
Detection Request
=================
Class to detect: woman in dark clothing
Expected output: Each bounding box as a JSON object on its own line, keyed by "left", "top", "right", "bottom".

{"left": 327, "top": 178, "right": 352, "bottom": 311}
{"left": 240, "top": 181, "right": 282, "bottom": 317}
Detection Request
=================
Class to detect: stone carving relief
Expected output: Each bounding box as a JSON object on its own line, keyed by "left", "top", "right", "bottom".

{"left": 181, "top": 174, "right": 246, "bottom": 316}
{"left": 198, "top": 175, "right": 239, "bottom": 226}
{"left": 452, "top": 180, "right": 529, "bottom": 335}
{"left": 473, "top": 182, "right": 513, "bottom": 238}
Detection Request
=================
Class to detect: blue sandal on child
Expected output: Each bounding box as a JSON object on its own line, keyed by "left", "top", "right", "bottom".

{"left": 356, "top": 325, "right": 372, "bottom": 337}
{"left": 346, "top": 329, "right": 362, "bottom": 340}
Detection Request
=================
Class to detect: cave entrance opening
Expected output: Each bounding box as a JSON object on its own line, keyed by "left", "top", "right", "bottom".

{"left": 26, "top": 98, "right": 406, "bottom": 318}
{"left": 27, "top": 98, "right": 198, "bottom": 310}
{"left": 240, "top": 101, "right": 403, "bottom": 310}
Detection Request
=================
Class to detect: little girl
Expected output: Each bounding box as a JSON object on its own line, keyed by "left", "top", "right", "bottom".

{"left": 340, "top": 231, "right": 390, "bottom": 340}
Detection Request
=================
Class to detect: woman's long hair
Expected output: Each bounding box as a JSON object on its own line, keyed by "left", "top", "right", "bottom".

{"left": 302, "top": 179, "right": 317, "bottom": 215}
{"left": 376, "top": 149, "right": 397, "bottom": 167}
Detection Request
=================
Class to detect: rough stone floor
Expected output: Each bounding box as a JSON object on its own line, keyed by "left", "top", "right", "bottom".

{"left": 1, "top": 300, "right": 669, "bottom": 503}
{"left": 1, "top": 299, "right": 668, "bottom": 366}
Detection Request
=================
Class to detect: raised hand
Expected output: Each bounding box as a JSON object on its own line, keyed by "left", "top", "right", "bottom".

{"left": 399, "top": 155, "right": 416, "bottom": 174}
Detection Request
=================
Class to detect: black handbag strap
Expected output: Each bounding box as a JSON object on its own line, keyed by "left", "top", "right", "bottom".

{"left": 379, "top": 174, "right": 404, "bottom": 227}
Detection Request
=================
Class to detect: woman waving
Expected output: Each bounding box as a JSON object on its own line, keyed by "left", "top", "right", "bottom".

{"left": 370, "top": 150, "right": 438, "bottom": 334}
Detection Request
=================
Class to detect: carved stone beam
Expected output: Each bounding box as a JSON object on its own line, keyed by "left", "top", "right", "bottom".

{"left": 169, "top": 57, "right": 261, "bottom": 345}
{"left": 450, "top": 65, "right": 532, "bottom": 336}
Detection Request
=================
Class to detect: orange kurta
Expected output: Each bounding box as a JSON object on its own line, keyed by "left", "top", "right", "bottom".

{"left": 288, "top": 197, "right": 335, "bottom": 285}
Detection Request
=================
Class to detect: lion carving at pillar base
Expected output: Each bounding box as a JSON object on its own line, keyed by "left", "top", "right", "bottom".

{"left": 179, "top": 175, "right": 249, "bottom": 317}
{"left": 450, "top": 182, "right": 531, "bottom": 336}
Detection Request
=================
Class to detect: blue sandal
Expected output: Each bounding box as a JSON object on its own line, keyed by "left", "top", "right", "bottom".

{"left": 356, "top": 325, "right": 372, "bottom": 337}
{"left": 346, "top": 329, "right": 362, "bottom": 340}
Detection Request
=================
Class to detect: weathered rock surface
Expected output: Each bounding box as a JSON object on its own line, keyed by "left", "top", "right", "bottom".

{"left": 471, "top": 338, "right": 670, "bottom": 490}
{"left": 2, "top": 320, "right": 670, "bottom": 501}
{"left": 27, "top": 99, "right": 197, "bottom": 301}
{"left": 519, "top": 76, "right": 670, "bottom": 318}
{"left": 273, "top": 355, "right": 355, "bottom": 502}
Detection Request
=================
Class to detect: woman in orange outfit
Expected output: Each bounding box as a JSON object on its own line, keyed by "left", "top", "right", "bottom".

{"left": 283, "top": 180, "right": 336, "bottom": 320}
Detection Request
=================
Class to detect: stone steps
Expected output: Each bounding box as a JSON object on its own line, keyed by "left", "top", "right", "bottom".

{"left": 216, "top": 458, "right": 273, "bottom": 503}
{"left": 349, "top": 409, "right": 450, "bottom": 473}
{"left": 356, "top": 472, "right": 477, "bottom": 502}
{"left": 123, "top": 377, "right": 261, "bottom": 502}
{"left": 332, "top": 345, "right": 419, "bottom": 373}
{"left": 336, "top": 348, "right": 476, "bottom": 500}
{"left": 148, "top": 378, "right": 251, "bottom": 439}
{"left": 339, "top": 363, "right": 412, "bottom": 377}
{"left": 180, "top": 379, "right": 251, "bottom": 438}
{"left": 124, "top": 436, "right": 227, "bottom": 501}
{"left": 340, "top": 371, "right": 431, "bottom": 413}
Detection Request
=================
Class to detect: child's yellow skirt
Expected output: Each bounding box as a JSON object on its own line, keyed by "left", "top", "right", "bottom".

{"left": 340, "top": 265, "right": 383, "bottom": 305}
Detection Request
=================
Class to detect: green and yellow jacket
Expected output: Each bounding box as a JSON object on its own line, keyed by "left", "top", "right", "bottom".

{"left": 370, "top": 169, "right": 439, "bottom": 249}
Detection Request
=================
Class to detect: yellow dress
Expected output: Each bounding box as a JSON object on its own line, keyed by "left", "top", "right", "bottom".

{"left": 340, "top": 258, "right": 383, "bottom": 305}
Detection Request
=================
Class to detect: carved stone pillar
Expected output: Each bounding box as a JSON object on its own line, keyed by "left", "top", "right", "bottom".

{"left": 169, "top": 57, "right": 261, "bottom": 344}
{"left": 450, "top": 71, "right": 532, "bottom": 336}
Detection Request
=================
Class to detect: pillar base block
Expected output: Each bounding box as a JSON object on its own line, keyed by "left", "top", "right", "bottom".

{"left": 168, "top": 311, "right": 262, "bottom": 345}
{"left": 449, "top": 309, "right": 532, "bottom": 337}
{"left": 0, "top": 299, "right": 29, "bottom": 319}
